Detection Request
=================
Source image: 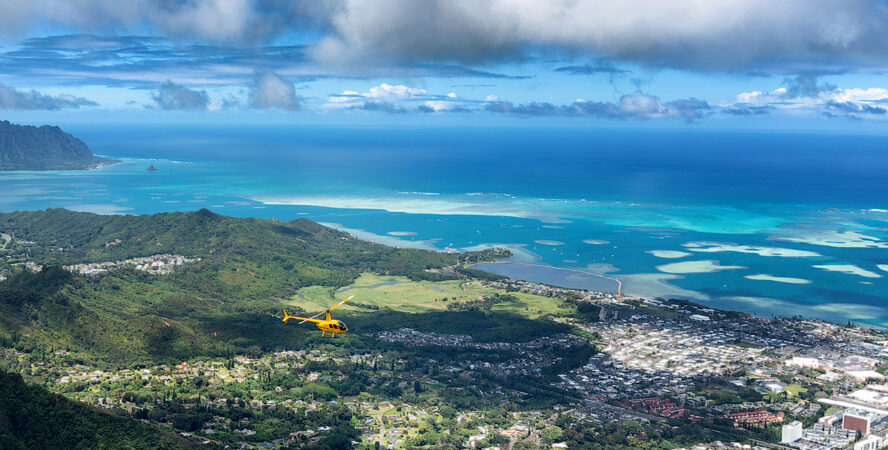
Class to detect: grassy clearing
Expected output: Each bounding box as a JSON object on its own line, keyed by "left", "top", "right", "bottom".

{"left": 492, "top": 291, "right": 575, "bottom": 319}
{"left": 783, "top": 384, "right": 808, "bottom": 397}
{"left": 287, "top": 272, "right": 570, "bottom": 320}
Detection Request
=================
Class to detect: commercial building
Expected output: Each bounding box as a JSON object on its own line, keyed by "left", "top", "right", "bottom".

{"left": 781, "top": 421, "right": 803, "bottom": 443}
{"left": 843, "top": 409, "right": 887, "bottom": 436}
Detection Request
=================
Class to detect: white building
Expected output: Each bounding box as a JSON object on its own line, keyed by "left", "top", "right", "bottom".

{"left": 782, "top": 421, "right": 803, "bottom": 443}
{"left": 854, "top": 434, "right": 885, "bottom": 450}
{"left": 846, "top": 370, "right": 887, "bottom": 382}
{"left": 787, "top": 356, "right": 821, "bottom": 369}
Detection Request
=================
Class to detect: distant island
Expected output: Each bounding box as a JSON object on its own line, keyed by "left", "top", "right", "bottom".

{"left": 0, "top": 120, "right": 118, "bottom": 171}
{"left": 146, "top": 164, "right": 157, "bottom": 171}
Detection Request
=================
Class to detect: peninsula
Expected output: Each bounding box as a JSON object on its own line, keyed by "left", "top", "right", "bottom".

{"left": 0, "top": 120, "right": 117, "bottom": 171}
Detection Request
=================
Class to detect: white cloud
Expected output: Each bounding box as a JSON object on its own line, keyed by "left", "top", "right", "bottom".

{"left": 827, "top": 88, "right": 888, "bottom": 103}
{"left": 152, "top": 81, "right": 208, "bottom": 110}
{"left": 324, "top": 83, "right": 476, "bottom": 113}
{"left": 250, "top": 71, "right": 299, "bottom": 110}
{"left": 329, "top": 83, "right": 426, "bottom": 104}
{"left": 422, "top": 101, "right": 450, "bottom": 112}
{"left": 735, "top": 91, "right": 763, "bottom": 103}
{"left": 366, "top": 83, "right": 426, "bottom": 99}
{"left": 0, "top": 83, "right": 97, "bottom": 110}
{"left": 726, "top": 82, "right": 888, "bottom": 118}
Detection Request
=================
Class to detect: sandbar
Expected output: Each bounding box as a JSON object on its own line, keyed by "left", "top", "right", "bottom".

{"left": 744, "top": 274, "right": 813, "bottom": 284}
{"left": 534, "top": 240, "right": 565, "bottom": 246}
{"left": 647, "top": 250, "right": 691, "bottom": 259}
{"left": 656, "top": 260, "right": 746, "bottom": 274}
{"left": 813, "top": 264, "right": 883, "bottom": 278}
{"left": 683, "top": 241, "right": 820, "bottom": 257}
{"left": 774, "top": 229, "right": 888, "bottom": 249}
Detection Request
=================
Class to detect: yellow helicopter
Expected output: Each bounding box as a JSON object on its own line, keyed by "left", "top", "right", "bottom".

{"left": 282, "top": 295, "right": 353, "bottom": 337}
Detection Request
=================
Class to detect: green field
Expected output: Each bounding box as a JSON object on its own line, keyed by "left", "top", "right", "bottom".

{"left": 783, "top": 384, "right": 808, "bottom": 397}
{"left": 287, "top": 272, "right": 574, "bottom": 319}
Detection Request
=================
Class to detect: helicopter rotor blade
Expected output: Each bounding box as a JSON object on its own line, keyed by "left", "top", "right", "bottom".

{"left": 298, "top": 295, "right": 353, "bottom": 324}
{"left": 328, "top": 295, "right": 354, "bottom": 313}
{"left": 298, "top": 310, "right": 326, "bottom": 324}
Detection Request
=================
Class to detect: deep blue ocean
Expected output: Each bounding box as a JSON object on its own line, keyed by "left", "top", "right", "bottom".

{"left": 2, "top": 124, "right": 887, "bottom": 326}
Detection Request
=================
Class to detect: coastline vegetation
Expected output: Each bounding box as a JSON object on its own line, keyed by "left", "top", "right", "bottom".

{"left": 0, "top": 120, "right": 117, "bottom": 171}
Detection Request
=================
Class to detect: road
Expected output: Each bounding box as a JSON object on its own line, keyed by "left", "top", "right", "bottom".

{"left": 582, "top": 398, "right": 666, "bottom": 422}
{"left": 378, "top": 406, "right": 395, "bottom": 448}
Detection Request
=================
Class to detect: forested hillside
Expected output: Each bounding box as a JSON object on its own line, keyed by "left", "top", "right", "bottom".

{"left": 0, "top": 369, "right": 193, "bottom": 449}
{"left": 0, "top": 209, "right": 507, "bottom": 364}
{"left": 0, "top": 120, "right": 117, "bottom": 170}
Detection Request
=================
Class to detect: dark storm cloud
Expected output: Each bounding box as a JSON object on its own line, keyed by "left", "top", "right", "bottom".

{"left": 300, "top": 0, "right": 888, "bottom": 73}
{"left": 2, "top": 1, "right": 888, "bottom": 74}
{"left": 0, "top": 83, "right": 97, "bottom": 109}
{"left": 152, "top": 81, "right": 209, "bottom": 110}
{"left": 486, "top": 91, "right": 710, "bottom": 121}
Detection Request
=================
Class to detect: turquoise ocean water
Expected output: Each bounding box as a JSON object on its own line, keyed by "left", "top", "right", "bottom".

{"left": 1, "top": 124, "right": 887, "bottom": 326}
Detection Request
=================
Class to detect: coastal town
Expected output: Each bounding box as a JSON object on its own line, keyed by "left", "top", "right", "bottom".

{"left": 4, "top": 274, "right": 888, "bottom": 448}
{"left": 483, "top": 278, "right": 888, "bottom": 450}
{"left": 4, "top": 233, "right": 888, "bottom": 448}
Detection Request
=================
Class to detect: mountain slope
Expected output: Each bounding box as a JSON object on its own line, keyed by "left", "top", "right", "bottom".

{"left": 0, "top": 120, "right": 117, "bottom": 170}
{"left": 0, "top": 209, "right": 506, "bottom": 363}
{"left": 0, "top": 369, "right": 194, "bottom": 449}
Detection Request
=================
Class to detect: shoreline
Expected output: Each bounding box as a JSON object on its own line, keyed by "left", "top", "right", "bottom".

{"left": 0, "top": 158, "right": 120, "bottom": 173}
{"left": 471, "top": 260, "right": 888, "bottom": 330}
{"left": 468, "top": 261, "right": 623, "bottom": 295}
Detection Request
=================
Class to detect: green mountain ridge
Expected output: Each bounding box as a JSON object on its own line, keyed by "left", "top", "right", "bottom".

{"left": 0, "top": 120, "right": 117, "bottom": 171}
{"left": 0, "top": 208, "right": 507, "bottom": 364}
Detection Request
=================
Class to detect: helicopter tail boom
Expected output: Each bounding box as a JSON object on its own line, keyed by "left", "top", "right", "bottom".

{"left": 282, "top": 309, "right": 321, "bottom": 324}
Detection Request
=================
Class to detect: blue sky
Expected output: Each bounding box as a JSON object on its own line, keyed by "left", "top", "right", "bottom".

{"left": 1, "top": 0, "right": 888, "bottom": 130}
